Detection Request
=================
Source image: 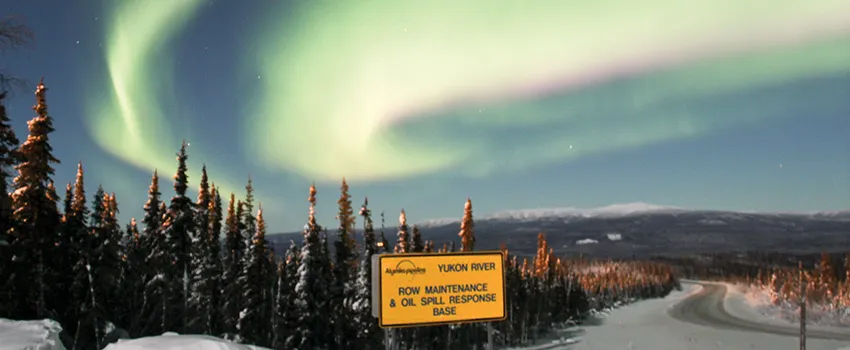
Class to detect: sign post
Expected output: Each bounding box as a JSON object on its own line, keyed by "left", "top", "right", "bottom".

{"left": 373, "top": 251, "right": 507, "bottom": 329}
{"left": 799, "top": 261, "right": 806, "bottom": 350}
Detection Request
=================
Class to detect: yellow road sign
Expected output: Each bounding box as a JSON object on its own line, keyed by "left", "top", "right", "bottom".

{"left": 374, "top": 251, "right": 506, "bottom": 328}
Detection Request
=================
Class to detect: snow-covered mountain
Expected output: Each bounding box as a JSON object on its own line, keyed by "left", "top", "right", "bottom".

{"left": 269, "top": 202, "right": 849, "bottom": 259}
{"left": 417, "top": 202, "right": 685, "bottom": 226}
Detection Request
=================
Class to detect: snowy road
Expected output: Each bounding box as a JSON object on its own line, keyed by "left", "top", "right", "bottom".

{"left": 670, "top": 282, "right": 850, "bottom": 342}
{"left": 555, "top": 282, "right": 850, "bottom": 350}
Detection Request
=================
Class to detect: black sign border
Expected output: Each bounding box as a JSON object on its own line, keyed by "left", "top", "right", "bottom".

{"left": 377, "top": 250, "right": 508, "bottom": 328}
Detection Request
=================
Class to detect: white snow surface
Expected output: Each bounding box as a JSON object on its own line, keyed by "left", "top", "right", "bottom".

{"left": 0, "top": 318, "right": 65, "bottom": 350}
{"left": 606, "top": 233, "right": 622, "bottom": 241}
{"left": 545, "top": 282, "right": 850, "bottom": 350}
{"left": 574, "top": 238, "right": 598, "bottom": 245}
{"left": 104, "top": 333, "right": 270, "bottom": 350}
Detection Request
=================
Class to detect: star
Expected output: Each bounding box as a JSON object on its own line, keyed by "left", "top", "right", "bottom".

{"left": 75, "top": 40, "right": 80, "bottom": 44}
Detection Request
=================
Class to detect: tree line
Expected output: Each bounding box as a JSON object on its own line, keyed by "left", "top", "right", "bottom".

{"left": 0, "top": 81, "right": 679, "bottom": 350}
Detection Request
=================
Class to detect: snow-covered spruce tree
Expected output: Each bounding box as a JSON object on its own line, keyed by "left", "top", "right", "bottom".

{"left": 121, "top": 217, "right": 146, "bottom": 336}
{"left": 281, "top": 240, "right": 301, "bottom": 350}
{"left": 265, "top": 241, "right": 278, "bottom": 344}
{"left": 0, "top": 91, "right": 20, "bottom": 316}
{"left": 8, "top": 79, "right": 62, "bottom": 320}
{"left": 241, "top": 178, "right": 256, "bottom": 262}
{"left": 221, "top": 193, "right": 244, "bottom": 339}
{"left": 379, "top": 211, "right": 390, "bottom": 253}
{"left": 140, "top": 170, "right": 171, "bottom": 337}
{"left": 331, "top": 178, "right": 357, "bottom": 349}
{"left": 394, "top": 210, "right": 410, "bottom": 254}
{"left": 352, "top": 198, "right": 381, "bottom": 350}
{"left": 207, "top": 183, "right": 224, "bottom": 336}
{"left": 189, "top": 165, "right": 212, "bottom": 334}
{"left": 292, "top": 184, "right": 331, "bottom": 350}
{"left": 163, "top": 141, "right": 195, "bottom": 333}
{"left": 319, "top": 228, "right": 335, "bottom": 342}
{"left": 237, "top": 206, "right": 273, "bottom": 346}
{"left": 271, "top": 260, "right": 287, "bottom": 349}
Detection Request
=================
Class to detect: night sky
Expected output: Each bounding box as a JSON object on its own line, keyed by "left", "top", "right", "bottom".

{"left": 3, "top": 1, "right": 849, "bottom": 232}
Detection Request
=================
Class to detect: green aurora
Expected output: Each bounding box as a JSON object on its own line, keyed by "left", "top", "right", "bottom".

{"left": 89, "top": 0, "right": 850, "bottom": 188}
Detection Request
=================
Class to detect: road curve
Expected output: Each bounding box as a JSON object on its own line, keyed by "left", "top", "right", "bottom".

{"left": 668, "top": 282, "right": 850, "bottom": 341}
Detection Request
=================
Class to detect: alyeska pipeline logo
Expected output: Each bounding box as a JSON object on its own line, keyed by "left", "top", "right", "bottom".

{"left": 386, "top": 260, "right": 426, "bottom": 280}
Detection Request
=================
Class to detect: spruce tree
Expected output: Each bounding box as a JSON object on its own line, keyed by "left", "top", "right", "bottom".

{"left": 85, "top": 188, "right": 123, "bottom": 337}
{"left": 353, "top": 198, "right": 381, "bottom": 350}
{"left": 0, "top": 91, "right": 19, "bottom": 237}
{"left": 208, "top": 183, "right": 224, "bottom": 336}
{"left": 87, "top": 186, "right": 107, "bottom": 346}
{"left": 379, "top": 211, "right": 391, "bottom": 253}
{"left": 394, "top": 210, "right": 410, "bottom": 254}
{"left": 140, "top": 170, "right": 170, "bottom": 336}
{"left": 8, "top": 79, "right": 61, "bottom": 320}
{"left": 100, "top": 192, "right": 124, "bottom": 324}
{"left": 280, "top": 240, "right": 301, "bottom": 349}
{"left": 53, "top": 182, "right": 75, "bottom": 326}
{"left": 272, "top": 260, "right": 287, "bottom": 349}
{"left": 121, "top": 218, "right": 146, "bottom": 335}
{"left": 221, "top": 193, "right": 244, "bottom": 339}
{"left": 410, "top": 225, "right": 424, "bottom": 253}
{"left": 293, "top": 184, "right": 330, "bottom": 350}
{"left": 163, "top": 141, "right": 194, "bottom": 333}
{"left": 241, "top": 178, "right": 256, "bottom": 259}
{"left": 237, "top": 205, "right": 272, "bottom": 346}
{"left": 332, "top": 178, "right": 357, "bottom": 349}
{"left": 0, "top": 92, "right": 20, "bottom": 316}
{"left": 459, "top": 198, "right": 475, "bottom": 252}
{"left": 189, "top": 165, "right": 213, "bottom": 334}
{"left": 66, "top": 163, "right": 95, "bottom": 349}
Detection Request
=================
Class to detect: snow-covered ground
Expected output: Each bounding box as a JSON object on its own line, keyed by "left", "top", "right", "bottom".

{"left": 0, "top": 320, "right": 270, "bottom": 350}
{"left": 103, "top": 333, "right": 270, "bottom": 350}
{"left": 0, "top": 318, "right": 65, "bottom": 350}
{"left": 553, "top": 283, "right": 850, "bottom": 350}
{"left": 727, "top": 283, "right": 850, "bottom": 332}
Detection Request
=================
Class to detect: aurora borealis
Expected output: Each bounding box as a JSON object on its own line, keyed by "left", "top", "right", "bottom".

{"left": 3, "top": 1, "right": 850, "bottom": 231}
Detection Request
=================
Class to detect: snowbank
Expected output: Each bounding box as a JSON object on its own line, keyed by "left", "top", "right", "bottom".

{"left": 0, "top": 318, "right": 65, "bottom": 350}
{"left": 103, "top": 333, "right": 270, "bottom": 350}
{"left": 726, "top": 283, "right": 850, "bottom": 333}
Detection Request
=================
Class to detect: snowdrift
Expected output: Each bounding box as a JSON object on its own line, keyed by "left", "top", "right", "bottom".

{"left": 103, "top": 333, "right": 270, "bottom": 350}
{"left": 0, "top": 318, "right": 65, "bottom": 350}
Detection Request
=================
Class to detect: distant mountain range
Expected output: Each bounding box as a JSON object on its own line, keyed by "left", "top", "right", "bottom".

{"left": 267, "top": 202, "right": 850, "bottom": 259}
